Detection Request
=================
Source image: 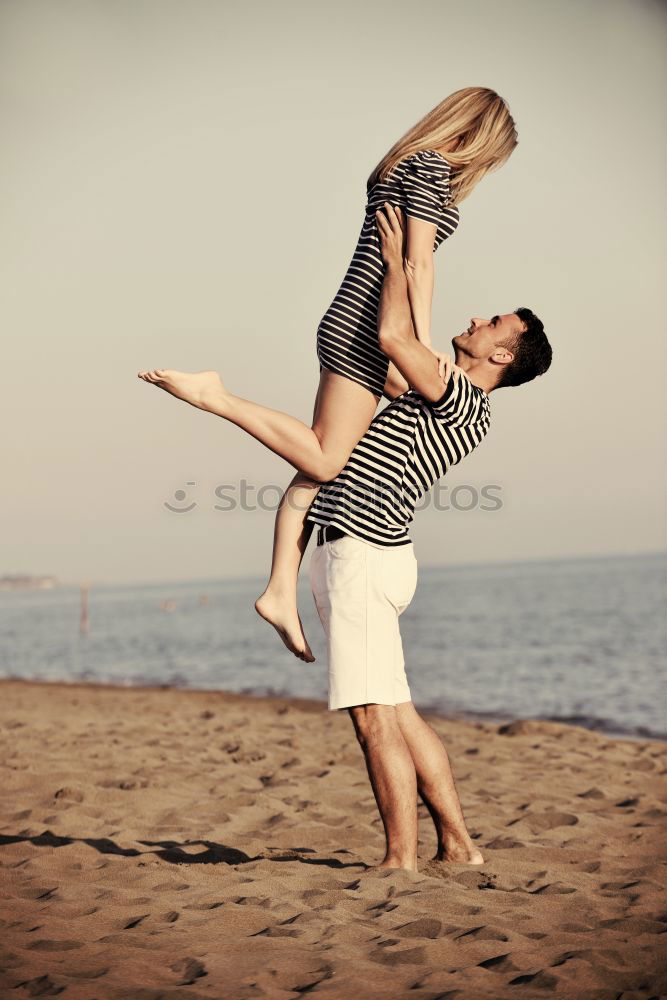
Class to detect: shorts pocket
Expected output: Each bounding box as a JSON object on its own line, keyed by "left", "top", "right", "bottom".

{"left": 327, "top": 534, "right": 367, "bottom": 560}
{"left": 381, "top": 545, "right": 418, "bottom": 613}
{"left": 311, "top": 535, "right": 368, "bottom": 603}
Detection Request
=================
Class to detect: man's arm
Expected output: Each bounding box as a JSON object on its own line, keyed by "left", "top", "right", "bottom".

{"left": 375, "top": 203, "right": 453, "bottom": 403}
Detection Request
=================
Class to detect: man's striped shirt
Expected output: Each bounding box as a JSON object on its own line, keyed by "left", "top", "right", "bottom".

{"left": 306, "top": 372, "right": 491, "bottom": 547}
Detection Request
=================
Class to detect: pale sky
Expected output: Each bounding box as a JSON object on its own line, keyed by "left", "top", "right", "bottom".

{"left": 2, "top": 0, "right": 666, "bottom": 584}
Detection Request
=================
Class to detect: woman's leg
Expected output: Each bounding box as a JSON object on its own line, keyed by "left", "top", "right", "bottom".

{"left": 254, "top": 472, "right": 320, "bottom": 661}
{"left": 255, "top": 369, "right": 381, "bottom": 659}
{"left": 137, "top": 367, "right": 381, "bottom": 658}
{"left": 137, "top": 368, "right": 378, "bottom": 482}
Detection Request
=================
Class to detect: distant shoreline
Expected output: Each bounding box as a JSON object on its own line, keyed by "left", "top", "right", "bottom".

{"left": 2, "top": 547, "right": 664, "bottom": 592}
{"left": 2, "top": 675, "right": 664, "bottom": 745}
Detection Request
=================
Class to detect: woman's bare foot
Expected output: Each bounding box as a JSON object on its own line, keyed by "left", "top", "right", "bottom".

{"left": 255, "top": 589, "right": 315, "bottom": 663}
{"left": 137, "top": 369, "right": 229, "bottom": 413}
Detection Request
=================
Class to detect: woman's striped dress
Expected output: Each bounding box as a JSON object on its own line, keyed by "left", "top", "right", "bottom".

{"left": 315, "top": 149, "right": 460, "bottom": 398}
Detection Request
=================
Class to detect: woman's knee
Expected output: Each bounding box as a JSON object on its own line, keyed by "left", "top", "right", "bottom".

{"left": 307, "top": 452, "right": 348, "bottom": 484}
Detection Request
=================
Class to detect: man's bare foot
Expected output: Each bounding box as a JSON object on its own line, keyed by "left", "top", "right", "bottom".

{"left": 376, "top": 861, "right": 419, "bottom": 873}
{"left": 364, "top": 857, "right": 419, "bottom": 874}
{"left": 255, "top": 589, "right": 315, "bottom": 663}
{"left": 433, "top": 836, "right": 484, "bottom": 865}
{"left": 137, "top": 369, "right": 229, "bottom": 413}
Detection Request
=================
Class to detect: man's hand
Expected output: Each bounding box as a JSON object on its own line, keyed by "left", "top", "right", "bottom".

{"left": 376, "top": 201, "right": 406, "bottom": 268}
{"left": 376, "top": 202, "right": 462, "bottom": 395}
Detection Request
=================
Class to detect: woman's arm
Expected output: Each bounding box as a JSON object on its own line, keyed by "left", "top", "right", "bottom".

{"left": 382, "top": 360, "right": 410, "bottom": 401}
{"left": 376, "top": 203, "right": 455, "bottom": 399}
{"left": 402, "top": 215, "right": 437, "bottom": 347}
{"left": 377, "top": 262, "right": 454, "bottom": 403}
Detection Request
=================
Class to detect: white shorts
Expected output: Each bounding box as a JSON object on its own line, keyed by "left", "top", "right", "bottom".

{"left": 309, "top": 532, "right": 419, "bottom": 711}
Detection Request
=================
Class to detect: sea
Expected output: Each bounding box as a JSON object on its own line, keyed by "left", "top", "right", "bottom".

{"left": 1, "top": 552, "right": 665, "bottom": 742}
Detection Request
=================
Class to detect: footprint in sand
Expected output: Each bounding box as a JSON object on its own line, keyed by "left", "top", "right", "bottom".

{"left": 10, "top": 809, "right": 32, "bottom": 820}
{"left": 97, "top": 778, "right": 150, "bottom": 790}
{"left": 455, "top": 924, "right": 509, "bottom": 942}
{"left": 509, "top": 971, "right": 559, "bottom": 988}
{"left": 232, "top": 750, "right": 266, "bottom": 764}
{"left": 18, "top": 887, "right": 60, "bottom": 901}
{"left": 53, "top": 787, "right": 84, "bottom": 802}
{"left": 520, "top": 810, "right": 579, "bottom": 833}
{"left": 393, "top": 917, "right": 442, "bottom": 939}
{"left": 366, "top": 899, "right": 400, "bottom": 915}
{"left": 485, "top": 835, "right": 524, "bottom": 849}
{"left": 65, "top": 966, "right": 109, "bottom": 980}
{"left": 530, "top": 881, "right": 577, "bottom": 895}
{"left": 578, "top": 861, "right": 601, "bottom": 873}
{"left": 448, "top": 870, "right": 498, "bottom": 890}
{"left": 26, "top": 940, "right": 83, "bottom": 951}
{"left": 253, "top": 924, "right": 301, "bottom": 938}
{"left": 478, "top": 953, "right": 517, "bottom": 972}
{"left": 577, "top": 787, "right": 606, "bottom": 799}
{"left": 70, "top": 906, "right": 99, "bottom": 917}
{"left": 628, "top": 757, "right": 656, "bottom": 772}
{"left": 120, "top": 913, "right": 150, "bottom": 929}
{"left": 369, "top": 944, "right": 428, "bottom": 966}
{"left": 170, "top": 956, "right": 207, "bottom": 986}
{"left": 15, "top": 974, "right": 65, "bottom": 996}
{"left": 232, "top": 896, "right": 272, "bottom": 908}
{"left": 184, "top": 900, "right": 225, "bottom": 911}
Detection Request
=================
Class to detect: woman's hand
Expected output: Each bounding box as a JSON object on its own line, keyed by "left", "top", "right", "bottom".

{"left": 428, "top": 346, "right": 462, "bottom": 385}
{"left": 375, "top": 202, "right": 406, "bottom": 267}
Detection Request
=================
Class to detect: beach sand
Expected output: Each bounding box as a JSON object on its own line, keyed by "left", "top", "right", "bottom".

{"left": 1, "top": 678, "right": 666, "bottom": 999}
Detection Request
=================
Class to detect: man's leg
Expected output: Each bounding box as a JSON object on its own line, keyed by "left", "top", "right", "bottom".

{"left": 395, "top": 701, "right": 483, "bottom": 864}
{"left": 348, "top": 703, "right": 419, "bottom": 872}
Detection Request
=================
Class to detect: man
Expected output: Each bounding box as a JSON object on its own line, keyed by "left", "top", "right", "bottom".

{"left": 137, "top": 203, "right": 552, "bottom": 872}
{"left": 305, "top": 203, "right": 552, "bottom": 871}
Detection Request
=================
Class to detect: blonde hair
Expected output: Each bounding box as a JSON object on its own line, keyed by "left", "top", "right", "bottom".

{"left": 366, "top": 87, "right": 517, "bottom": 206}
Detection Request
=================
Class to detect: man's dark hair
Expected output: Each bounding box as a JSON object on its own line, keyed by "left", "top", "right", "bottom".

{"left": 495, "top": 307, "right": 552, "bottom": 389}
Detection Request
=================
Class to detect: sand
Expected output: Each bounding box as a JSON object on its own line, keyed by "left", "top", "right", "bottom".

{"left": 1, "top": 678, "right": 666, "bottom": 999}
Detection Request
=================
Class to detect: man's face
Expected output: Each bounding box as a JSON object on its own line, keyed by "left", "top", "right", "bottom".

{"left": 452, "top": 313, "right": 525, "bottom": 363}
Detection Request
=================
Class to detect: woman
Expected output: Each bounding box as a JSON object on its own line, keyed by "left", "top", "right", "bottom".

{"left": 138, "top": 87, "right": 517, "bottom": 662}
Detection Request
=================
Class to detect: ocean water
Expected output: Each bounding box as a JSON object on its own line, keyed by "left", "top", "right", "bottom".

{"left": 1, "top": 552, "right": 665, "bottom": 741}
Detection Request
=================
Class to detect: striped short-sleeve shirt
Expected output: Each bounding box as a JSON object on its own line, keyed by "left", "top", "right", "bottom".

{"left": 306, "top": 372, "right": 491, "bottom": 547}
{"left": 315, "top": 150, "right": 459, "bottom": 399}
{"left": 366, "top": 148, "right": 458, "bottom": 230}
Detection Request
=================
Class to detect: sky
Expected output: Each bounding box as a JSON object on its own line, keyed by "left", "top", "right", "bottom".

{"left": 1, "top": 0, "right": 666, "bottom": 584}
